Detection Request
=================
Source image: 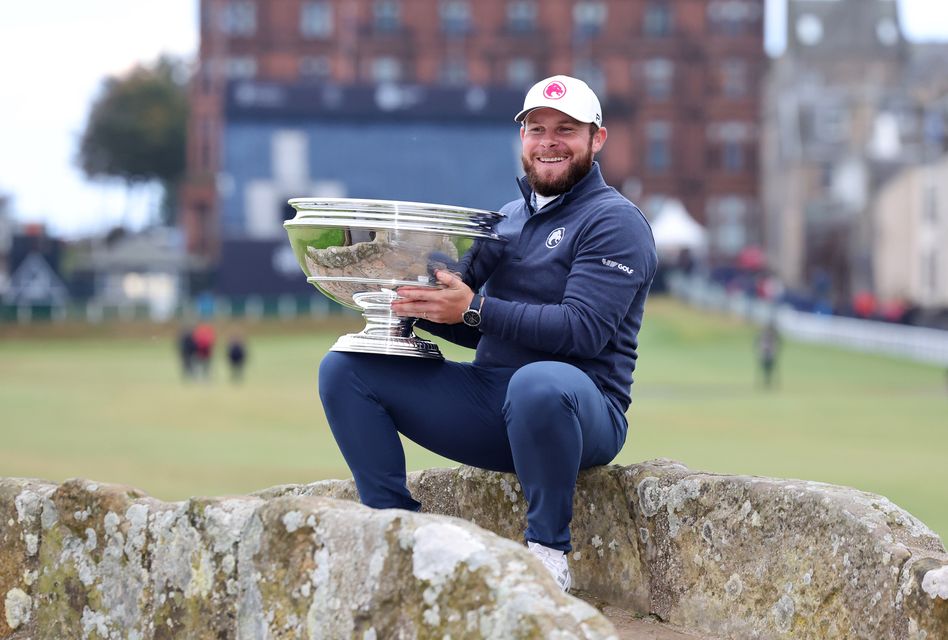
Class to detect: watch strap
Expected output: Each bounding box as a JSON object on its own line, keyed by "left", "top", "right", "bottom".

{"left": 468, "top": 294, "right": 483, "bottom": 313}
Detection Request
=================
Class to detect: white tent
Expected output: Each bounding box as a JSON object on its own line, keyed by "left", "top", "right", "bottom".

{"left": 649, "top": 198, "right": 707, "bottom": 254}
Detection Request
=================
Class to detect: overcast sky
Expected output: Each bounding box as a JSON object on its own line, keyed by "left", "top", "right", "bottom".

{"left": 0, "top": 0, "right": 946, "bottom": 238}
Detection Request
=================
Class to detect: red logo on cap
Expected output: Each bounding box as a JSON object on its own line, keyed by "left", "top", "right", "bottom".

{"left": 542, "top": 81, "right": 566, "bottom": 100}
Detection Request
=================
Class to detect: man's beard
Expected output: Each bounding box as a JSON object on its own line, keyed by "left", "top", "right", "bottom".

{"left": 522, "top": 143, "right": 594, "bottom": 197}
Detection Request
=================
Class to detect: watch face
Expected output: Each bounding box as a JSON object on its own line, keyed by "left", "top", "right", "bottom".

{"left": 462, "top": 309, "right": 481, "bottom": 327}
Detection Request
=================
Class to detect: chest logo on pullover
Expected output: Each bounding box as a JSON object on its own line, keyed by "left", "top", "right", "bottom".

{"left": 545, "top": 227, "right": 565, "bottom": 248}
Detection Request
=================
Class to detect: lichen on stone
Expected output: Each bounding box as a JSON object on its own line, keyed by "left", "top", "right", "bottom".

{"left": 921, "top": 565, "right": 948, "bottom": 600}
{"left": 4, "top": 587, "right": 31, "bottom": 629}
{"left": 412, "top": 522, "right": 488, "bottom": 585}
{"left": 772, "top": 593, "right": 795, "bottom": 633}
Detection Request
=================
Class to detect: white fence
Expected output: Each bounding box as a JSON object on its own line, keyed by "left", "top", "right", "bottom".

{"left": 0, "top": 294, "right": 342, "bottom": 325}
{"left": 670, "top": 274, "right": 948, "bottom": 367}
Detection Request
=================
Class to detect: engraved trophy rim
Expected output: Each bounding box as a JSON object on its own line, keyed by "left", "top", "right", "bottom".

{"left": 284, "top": 197, "right": 507, "bottom": 242}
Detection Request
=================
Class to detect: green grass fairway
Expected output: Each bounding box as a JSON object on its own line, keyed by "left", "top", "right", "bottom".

{"left": 1, "top": 297, "right": 945, "bottom": 542}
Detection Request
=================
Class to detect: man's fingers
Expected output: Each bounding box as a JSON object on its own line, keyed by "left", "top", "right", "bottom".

{"left": 395, "top": 271, "right": 470, "bottom": 324}
{"left": 395, "top": 287, "right": 435, "bottom": 301}
{"left": 435, "top": 270, "right": 461, "bottom": 287}
{"left": 391, "top": 303, "right": 436, "bottom": 322}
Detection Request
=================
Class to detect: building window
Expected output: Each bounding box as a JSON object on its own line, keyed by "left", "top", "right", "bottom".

{"left": 506, "top": 0, "right": 537, "bottom": 32}
{"left": 370, "top": 57, "right": 403, "bottom": 83}
{"left": 301, "top": 1, "right": 333, "bottom": 39}
{"left": 574, "top": 60, "right": 606, "bottom": 97}
{"left": 225, "top": 57, "right": 257, "bottom": 79}
{"left": 721, "top": 59, "right": 749, "bottom": 98}
{"left": 707, "top": 0, "right": 761, "bottom": 35}
{"left": 219, "top": 1, "right": 256, "bottom": 36}
{"left": 923, "top": 251, "right": 938, "bottom": 298}
{"left": 643, "top": 3, "right": 673, "bottom": 37}
{"left": 374, "top": 0, "right": 401, "bottom": 32}
{"left": 708, "top": 196, "right": 748, "bottom": 255}
{"left": 923, "top": 184, "right": 937, "bottom": 223}
{"left": 708, "top": 121, "right": 753, "bottom": 171}
{"left": 813, "top": 105, "right": 848, "bottom": 143}
{"left": 300, "top": 56, "right": 332, "bottom": 80}
{"left": 507, "top": 58, "right": 536, "bottom": 88}
{"left": 643, "top": 59, "right": 674, "bottom": 101}
{"left": 646, "top": 122, "right": 672, "bottom": 172}
{"left": 440, "top": 0, "right": 472, "bottom": 35}
{"left": 574, "top": 1, "right": 607, "bottom": 37}
{"left": 440, "top": 58, "right": 468, "bottom": 86}
{"left": 199, "top": 66, "right": 214, "bottom": 93}
{"left": 200, "top": 118, "right": 213, "bottom": 171}
{"left": 722, "top": 142, "right": 745, "bottom": 171}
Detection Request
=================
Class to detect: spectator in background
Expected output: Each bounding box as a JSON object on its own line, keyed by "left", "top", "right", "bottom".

{"left": 852, "top": 291, "right": 878, "bottom": 319}
{"left": 756, "top": 321, "right": 781, "bottom": 389}
{"left": 677, "top": 247, "right": 695, "bottom": 275}
{"left": 192, "top": 322, "right": 216, "bottom": 379}
{"left": 178, "top": 326, "right": 196, "bottom": 380}
{"left": 227, "top": 335, "right": 247, "bottom": 383}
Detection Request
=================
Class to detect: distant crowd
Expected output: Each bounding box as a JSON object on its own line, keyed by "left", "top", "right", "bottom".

{"left": 178, "top": 323, "right": 247, "bottom": 382}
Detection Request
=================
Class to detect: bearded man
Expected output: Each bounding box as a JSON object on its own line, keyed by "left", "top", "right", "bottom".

{"left": 317, "top": 75, "right": 657, "bottom": 591}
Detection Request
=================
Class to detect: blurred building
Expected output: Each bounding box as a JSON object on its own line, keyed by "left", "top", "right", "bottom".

{"left": 762, "top": 0, "right": 948, "bottom": 309}
{"left": 215, "top": 236, "right": 314, "bottom": 297}
{"left": 69, "top": 227, "right": 200, "bottom": 321}
{"left": 3, "top": 225, "right": 69, "bottom": 309}
{"left": 0, "top": 194, "right": 11, "bottom": 297}
{"left": 873, "top": 156, "right": 948, "bottom": 312}
{"left": 181, "top": 0, "right": 766, "bottom": 267}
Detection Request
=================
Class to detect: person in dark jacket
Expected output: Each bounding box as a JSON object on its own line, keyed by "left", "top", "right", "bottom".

{"left": 318, "top": 75, "right": 658, "bottom": 591}
{"left": 756, "top": 321, "right": 781, "bottom": 389}
{"left": 227, "top": 335, "right": 247, "bottom": 383}
{"left": 178, "top": 326, "right": 197, "bottom": 380}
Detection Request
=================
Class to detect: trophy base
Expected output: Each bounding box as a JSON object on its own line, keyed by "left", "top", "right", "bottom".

{"left": 331, "top": 332, "right": 444, "bottom": 360}
{"left": 325, "top": 290, "right": 444, "bottom": 360}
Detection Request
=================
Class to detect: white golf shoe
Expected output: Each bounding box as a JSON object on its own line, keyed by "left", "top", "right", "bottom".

{"left": 527, "top": 541, "right": 572, "bottom": 592}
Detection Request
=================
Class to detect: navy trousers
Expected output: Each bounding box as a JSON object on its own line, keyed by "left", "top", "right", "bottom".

{"left": 317, "top": 351, "right": 627, "bottom": 551}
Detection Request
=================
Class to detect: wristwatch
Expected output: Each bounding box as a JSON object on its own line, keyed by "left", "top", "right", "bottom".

{"left": 462, "top": 294, "right": 485, "bottom": 328}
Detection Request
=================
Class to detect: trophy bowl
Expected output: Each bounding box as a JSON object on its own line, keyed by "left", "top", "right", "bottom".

{"left": 284, "top": 197, "right": 506, "bottom": 360}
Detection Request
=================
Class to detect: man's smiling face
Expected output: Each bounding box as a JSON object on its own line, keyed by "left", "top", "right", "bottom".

{"left": 520, "top": 107, "right": 607, "bottom": 197}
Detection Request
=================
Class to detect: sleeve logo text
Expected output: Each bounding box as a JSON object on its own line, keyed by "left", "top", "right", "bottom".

{"left": 601, "top": 258, "right": 635, "bottom": 275}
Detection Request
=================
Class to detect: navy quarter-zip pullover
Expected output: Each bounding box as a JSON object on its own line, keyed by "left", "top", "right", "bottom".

{"left": 426, "top": 162, "right": 658, "bottom": 413}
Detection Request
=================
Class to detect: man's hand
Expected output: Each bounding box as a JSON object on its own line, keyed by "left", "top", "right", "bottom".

{"left": 393, "top": 270, "right": 474, "bottom": 324}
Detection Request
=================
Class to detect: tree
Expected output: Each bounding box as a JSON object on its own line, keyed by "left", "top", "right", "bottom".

{"left": 78, "top": 56, "right": 189, "bottom": 226}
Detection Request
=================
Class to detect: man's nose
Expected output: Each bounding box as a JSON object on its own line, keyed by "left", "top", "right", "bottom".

{"left": 539, "top": 132, "right": 560, "bottom": 147}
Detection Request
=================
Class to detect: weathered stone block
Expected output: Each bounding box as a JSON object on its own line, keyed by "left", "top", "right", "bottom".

{"left": 35, "top": 479, "right": 155, "bottom": 638}
{"left": 274, "top": 458, "right": 948, "bottom": 640}
{"left": 239, "top": 496, "right": 615, "bottom": 638}
{"left": 0, "top": 478, "right": 56, "bottom": 637}
{"left": 3, "top": 460, "right": 945, "bottom": 639}
{"left": 622, "top": 459, "right": 948, "bottom": 639}
{"left": 1, "top": 478, "right": 616, "bottom": 639}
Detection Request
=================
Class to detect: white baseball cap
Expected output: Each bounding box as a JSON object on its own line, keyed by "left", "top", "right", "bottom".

{"left": 514, "top": 75, "right": 603, "bottom": 128}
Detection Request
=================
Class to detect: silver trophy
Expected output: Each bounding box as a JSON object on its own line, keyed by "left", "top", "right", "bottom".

{"left": 284, "top": 198, "right": 506, "bottom": 360}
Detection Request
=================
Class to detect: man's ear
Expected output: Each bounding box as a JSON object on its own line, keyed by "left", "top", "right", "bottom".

{"left": 592, "top": 126, "right": 608, "bottom": 154}
{"left": 520, "top": 125, "right": 525, "bottom": 141}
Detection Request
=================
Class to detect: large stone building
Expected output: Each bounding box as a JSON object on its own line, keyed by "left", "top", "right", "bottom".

{"left": 180, "top": 0, "right": 766, "bottom": 264}
{"left": 761, "top": 0, "right": 948, "bottom": 309}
